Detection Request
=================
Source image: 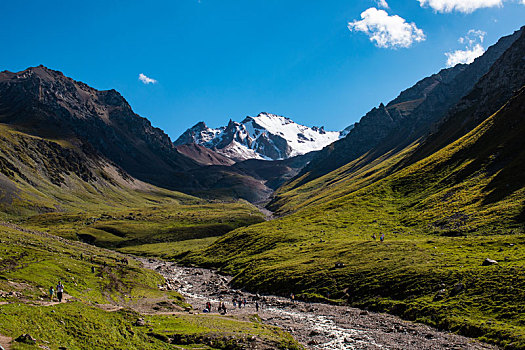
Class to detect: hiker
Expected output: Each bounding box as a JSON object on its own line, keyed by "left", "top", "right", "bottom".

{"left": 206, "top": 301, "right": 212, "bottom": 312}
{"left": 290, "top": 293, "right": 295, "bottom": 303}
{"left": 56, "top": 281, "right": 64, "bottom": 302}
{"left": 232, "top": 298, "right": 237, "bottom": 308}
{"left": 255, "top": 301, "right": 259, "bottom": 312}
{"left": 380, "top": 233, "right": 385, "bottom": 242}
{"left": 49, "top": 286, "right": 54, "bottom": 301}
{"left": 242, "top": 297, "right": 247, "bottom": 308}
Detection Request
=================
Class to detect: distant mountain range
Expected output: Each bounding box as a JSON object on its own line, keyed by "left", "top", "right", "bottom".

{"left": 0, "top": 26, "right": 523, "bottom": 212}
{"left": 174, "top": 113, "right": 344, "bottom": 161}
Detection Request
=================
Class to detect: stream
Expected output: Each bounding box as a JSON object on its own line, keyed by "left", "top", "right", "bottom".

{"left": 141, "top": 259, "right": 497, "bottom": 350}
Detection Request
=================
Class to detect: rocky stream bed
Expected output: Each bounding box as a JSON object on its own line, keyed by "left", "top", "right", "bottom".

{"left": 142, "top": 259, "right": 498, "bottom": 350}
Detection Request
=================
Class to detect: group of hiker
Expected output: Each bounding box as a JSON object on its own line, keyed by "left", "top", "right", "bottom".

{"left": 48, "top": 281, "right": 64, "bottom": 302}
{"left": 203, "top": 298, "right": 261, "bottom": 314}
{"left": 371, "top": 233, "right": 386, "bottom": 242}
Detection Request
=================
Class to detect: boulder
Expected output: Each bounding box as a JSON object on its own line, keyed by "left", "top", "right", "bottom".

{"left": 15, "top": 333, "right": 36, "bottom": 345}
{"left": 134, "top": 318, "right": 146, "bottom": 326}
{"left": 433, "top": 289, "right": 447, "bottom": 301}
{"left": 449, "top": 282, "right": 465, "bottom": 297}
{"left": 482, "top": 258, "right": 498, "bottom": 266}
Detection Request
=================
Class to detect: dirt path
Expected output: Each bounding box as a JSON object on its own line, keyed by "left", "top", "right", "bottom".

{"left": 0, "top": 334, "right": 12, "bottom": 350}
{"left": 142, "top": 259, "right": 498, "bottom": 350}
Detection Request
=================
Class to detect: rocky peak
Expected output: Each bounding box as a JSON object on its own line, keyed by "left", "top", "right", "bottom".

{"left": 175, "top": 113, "right": 341, "bottom": 161}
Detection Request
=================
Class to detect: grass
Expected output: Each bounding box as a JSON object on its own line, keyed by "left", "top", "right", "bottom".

{"left": 0, "top": 221, "right": 302, "bottom": 350}
{"left": 0, "top": 225, "right": 183, "bottom": 305}
{"left": 118, "top": 237, "right": 219, "bottom": 260}
{"left": 21, "top": 201, "right": 264, "bottom": 257}
{"left": 183, "top": 93, "right": 525, "bottom": 348}
{"left": 0, "top": 302, "right": 301, "bottom": 350}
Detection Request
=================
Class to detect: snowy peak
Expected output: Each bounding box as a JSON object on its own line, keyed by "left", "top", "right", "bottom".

{"left": 174, "top": 113, "right": 342, "bottom": 161}
{"left": 174, "top": 121, "right": 222, "bottom": 145}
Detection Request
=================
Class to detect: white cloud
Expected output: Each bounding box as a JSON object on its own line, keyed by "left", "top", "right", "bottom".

{"left": 418, "top": 0, "right": 503, "bottom": 13}
{"left": 348, "top": 8, "right": 425, "bottom": 49}
{"left": 445, "top": 29, "right": 486, "bottom": 67}
{"left": 458, "top": 29, "right": 486, "bottom": 45}
{"left": 375, "top": 0, "right": 389, "bottom": 8}
{"left": 445, "top": 44, "right": 485, "bottom": 66}
{"left": 138, "top": 73, "right": 157, "bottom": 84}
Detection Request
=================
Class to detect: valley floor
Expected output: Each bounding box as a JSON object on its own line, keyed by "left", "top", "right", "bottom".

{"left": 144, "top": 259, "right": 498, "bottom": 350}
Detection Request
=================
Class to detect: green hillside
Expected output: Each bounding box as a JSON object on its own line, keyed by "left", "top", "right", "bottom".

{"left": 184, "top": 88, "right": 525, "bottom": 348}
{"left": 0, "top": 124, "right": 200, "bottom": 219}
{"left": 0, "top": 220, "right": 300, "bottom": 350}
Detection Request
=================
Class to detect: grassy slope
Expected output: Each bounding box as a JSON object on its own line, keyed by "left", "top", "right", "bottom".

{"left": 184, "top": 90, "right": 525, "bottom": 348}
{"left": 24, "top": 201, "right": 264, "bottom": 258}
{"left": 0, "top": 123, "right": 200, "bottom": 220}
{"left": 0, "top": 224, "right": 301, "bottom": 350}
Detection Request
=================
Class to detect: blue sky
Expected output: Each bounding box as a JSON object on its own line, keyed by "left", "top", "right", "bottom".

{"left": 1, "top": 1, "right": 524, "bottom": 138}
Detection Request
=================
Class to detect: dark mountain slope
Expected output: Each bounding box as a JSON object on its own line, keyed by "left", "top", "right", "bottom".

{"left": 175, "top": 143, "right": 235, "bottom": 166}
{"left": 290, "top": 27, "right": 522, "bottom": 189}
{"left": 407, "top": 26, "right": 525, "bottom": 165}
{"left": 0, "top": 66, "right": 198, "bottom": 189}
{"left": 0, "top": 124, "right": 199, "bottom": 219}
{"left": 177, "top": 152, "right": 316, "bottom": 203}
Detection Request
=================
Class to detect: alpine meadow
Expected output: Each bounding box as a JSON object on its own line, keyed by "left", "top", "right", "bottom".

{"left": 0, "top": 1, "right": 524, "bottom": 349}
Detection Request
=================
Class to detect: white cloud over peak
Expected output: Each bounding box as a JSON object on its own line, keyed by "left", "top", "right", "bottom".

{"left": 138, "top": 73, "right": 157, "bottom": 84}
{"left": 375, "top": 0, "right": 389, "bottom": 8}
{"left": 445, "top": 44, "right": 485, "bottom": 66}
{"left": 418, "top": 0, "right": 503, "bottom": 13}
{"left": 445, "top": 29, "right": 486, "bottom": 67}
{"left": 348, "top": 8, "right": 425, "bottom": 49}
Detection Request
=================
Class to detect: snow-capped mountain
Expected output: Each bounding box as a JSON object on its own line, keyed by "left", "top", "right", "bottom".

{"left": 174, "top": 113, "right": 342, "bottom": 161}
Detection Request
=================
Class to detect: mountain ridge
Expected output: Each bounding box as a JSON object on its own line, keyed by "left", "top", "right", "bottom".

{"left": 0, "top": 65, "right": 200, "bottom": 191}
{"left": 174, "top": 112, "right": 341, "bottom": 161}
{"left": 286, "top": 26, "right": 524, "bottom": 191}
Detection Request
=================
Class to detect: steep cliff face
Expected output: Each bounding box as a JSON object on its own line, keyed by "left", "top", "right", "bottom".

{"left": 0, "top": 66, "right": 198, "bottom": 189}
{"left": 292, "top": 27, "right": 523, "bottom": 188}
